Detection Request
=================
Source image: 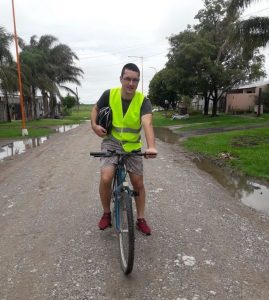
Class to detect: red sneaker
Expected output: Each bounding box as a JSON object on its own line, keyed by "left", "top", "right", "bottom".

{"left": 98, "top": 212, "right": 112, "bottom": 230}
{"left": 136, "top": 218, "right": 151, "bottom": 235}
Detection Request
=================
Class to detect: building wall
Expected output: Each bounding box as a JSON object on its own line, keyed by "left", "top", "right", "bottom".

{"left": 226, "top": 83, "right": 269, "bottom": 113}
{"left": 0, "top": 94, "right": 44, "bottom": 120}
{"left": 226, "top": 93, "right": 256, "bottom": 113}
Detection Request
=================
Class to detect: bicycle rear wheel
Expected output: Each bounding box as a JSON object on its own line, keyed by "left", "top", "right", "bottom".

{"left": 118, "top": 191, "right": 135, "bottom": 275}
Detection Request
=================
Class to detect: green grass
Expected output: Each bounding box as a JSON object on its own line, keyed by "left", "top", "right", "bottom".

{"left": 182, "top": 127, "right": 269, "bottom": 180}
{"left": 0, "top": 104, "right": 92, "bottom": 139}
{"left": 153, "top": 111, "right": 269, "bottom": 180}
{"left": 65, "top": 104, "right": 93, "bottom": 122}
{"left": 153, "top": 111, "right": 269, "bottom": 130}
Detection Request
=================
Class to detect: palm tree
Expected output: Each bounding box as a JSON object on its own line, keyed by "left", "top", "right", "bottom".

{"left": 227, "top": 0, "right": 269, "bottom": 53}
{"left": 46, "top": 42, "right": 83, "bottom": 116}
{"left": 0, "top": 27, "right": 13, "bottom": 64}
{"left": 19, "top": 35, "right": 56, "bottom": 119}
{"left": 0, "top": 26, "right": 18, "bottom": 122}
{"left": 19, "top": 34, "right": 83, "bottom": 118}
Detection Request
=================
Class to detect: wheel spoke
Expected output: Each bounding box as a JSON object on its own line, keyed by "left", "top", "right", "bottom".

{"left": 118, "top": 192, "right": 134, "bottom": 274}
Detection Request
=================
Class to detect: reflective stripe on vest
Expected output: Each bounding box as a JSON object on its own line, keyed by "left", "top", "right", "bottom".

{"left": 109, "top": 87, "right": 144, "bottom": 152}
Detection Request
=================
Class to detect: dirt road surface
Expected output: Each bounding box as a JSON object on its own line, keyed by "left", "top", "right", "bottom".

{"left": 1, "top": 122, "right": 269, "bottom": 300}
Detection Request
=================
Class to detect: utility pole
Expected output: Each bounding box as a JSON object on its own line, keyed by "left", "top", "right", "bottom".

{"left": 128, "top": 56, "right": 144, "bottom": 94}
{"left": 11, "top": 0, "right": 28, "bottom": 136}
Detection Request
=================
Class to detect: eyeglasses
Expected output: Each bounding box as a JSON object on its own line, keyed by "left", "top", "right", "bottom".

{"left": 122, "top": 77, "right": 140, "bottom": 84}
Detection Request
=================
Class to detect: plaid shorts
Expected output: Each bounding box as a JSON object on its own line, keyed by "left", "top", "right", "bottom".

{"left": 100, "top": 139, "right": 143, "bottom": 176}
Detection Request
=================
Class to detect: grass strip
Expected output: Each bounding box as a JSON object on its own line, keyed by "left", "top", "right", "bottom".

{"left": 0, "top": 104, "right": 92, "bottom": 139}
{"left": 182, "top": 127, "right": 269, "bottom": 180}
{"left": 153, "top": 111, "right": 269, "bottom": 130}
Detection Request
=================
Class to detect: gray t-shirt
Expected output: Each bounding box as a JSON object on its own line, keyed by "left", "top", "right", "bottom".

{"left": 96, "top": 89, "right": 152, "bottom": 117}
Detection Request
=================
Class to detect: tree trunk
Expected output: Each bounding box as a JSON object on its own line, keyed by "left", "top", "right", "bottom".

{"left": 31, "top": 86, "right": 37, "bottom": 120}
{"left": 203, "top": 93, "right": 209, "bottom": 115}
{"left": 76, "top": 87, "right": 80, "bottom": 111}
{"left": 257, "top": 88, "right": 262, "bottom": 117}
{"left": 4, "top": 92, "right": 12, "bottom": 122}
{"left": 212, "top": 99, "right": 218, "bottom": 117}
{"left": 49, "top": 93, "right": 57, "bottom": 118}
{"left": 23, "top": 96, "right": 32, "bottom": 120}
{"left": 211, "top": 88, "right": 219, "bottom": 117}
{"left": 42, "top": 91, "right": 49, "bottom": 118}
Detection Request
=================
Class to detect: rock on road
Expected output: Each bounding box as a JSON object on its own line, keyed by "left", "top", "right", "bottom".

{"left": 0, "top": 122, "right": 269, "bottom": 300}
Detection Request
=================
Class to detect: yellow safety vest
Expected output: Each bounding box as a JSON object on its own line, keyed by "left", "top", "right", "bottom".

{"left": 109, "top": 87, "right": 144, "bottom": 152}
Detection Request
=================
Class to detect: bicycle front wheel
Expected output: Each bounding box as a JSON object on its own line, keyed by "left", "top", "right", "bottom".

{"left": 118, "top": 191, "right": 135, "bottom": 275}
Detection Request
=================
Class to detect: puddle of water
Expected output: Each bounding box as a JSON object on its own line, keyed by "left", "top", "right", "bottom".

{"left": 241, "top": 181, "right": 269, "bottom": 214}
{"left": 55, "top": 124, "right": 79, "bottom": 133}
{"left": 0, "top": 124, "right": 79, "bottom": 161}
{"left": 154, "top": 127, "right": 180, "bottom": 144}
{"left": 154, "top": 126, "right": 269, "bottom": 215}
{"left": 0, "top": 137, "right": 48, "bottom": 161}
{"left": 194, "top": 158, "right": 269, "bottom": 214}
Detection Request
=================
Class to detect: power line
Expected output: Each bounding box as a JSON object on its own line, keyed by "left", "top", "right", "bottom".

{"left": 78, "top": 42, "right": 167, "bottom": 60}
{"left": 80, "top": 44, "right": 146, "bottom": 59}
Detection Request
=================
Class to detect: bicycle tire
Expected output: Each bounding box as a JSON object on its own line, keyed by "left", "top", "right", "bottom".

{"left": 118, "top": 191, "right": 135, "bottom": 275}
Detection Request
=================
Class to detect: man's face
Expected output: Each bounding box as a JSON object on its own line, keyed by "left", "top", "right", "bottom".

{"left": 120, "top": 69, "right": 140, "bottom": 98}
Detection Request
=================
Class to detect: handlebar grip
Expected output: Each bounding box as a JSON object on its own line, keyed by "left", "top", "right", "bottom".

{"left": 90, "top": 152, "right": 108, "bottom": 157}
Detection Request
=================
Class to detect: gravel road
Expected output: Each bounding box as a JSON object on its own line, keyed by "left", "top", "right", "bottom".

{"left": 0, "top": 122, "right": 269, "bottom": 300}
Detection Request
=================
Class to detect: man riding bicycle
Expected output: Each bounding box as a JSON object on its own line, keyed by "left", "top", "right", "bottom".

{"left": 91, "top": 63, "right": 157, "bottom": 235}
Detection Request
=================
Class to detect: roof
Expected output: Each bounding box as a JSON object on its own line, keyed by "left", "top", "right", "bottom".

{"left": 237, "top": 79, "right": 269, "bottom": 89}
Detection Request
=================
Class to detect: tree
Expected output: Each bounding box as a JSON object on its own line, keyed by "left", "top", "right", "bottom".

{"left": 46, "top": 42, "right": 83, "bottom": 116}
{"left": 167, "top": 28, "right": 214, "bottom": 114}
{"left": 0, "top": 26, "right": 18, "bottom": 122}
{"left": 165, "top": 0, "right": 268, "bottom": 116}
{"left": 227, "top": 0, "right": 269, "bottom": 54}
{"left": 19, "top": 35, "right": 83, "bottom": 118}
{"left": 62, "top": 93, "right": 76, "bottom": 109}
{"left": 148, "top": 68, "right": 177, "bottom": 108}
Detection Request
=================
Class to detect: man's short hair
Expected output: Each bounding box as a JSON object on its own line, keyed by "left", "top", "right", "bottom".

{"left": 121, "top": 63, "right": 140, "bottom": 77}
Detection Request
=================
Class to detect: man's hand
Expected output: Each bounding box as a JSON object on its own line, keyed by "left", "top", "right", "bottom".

{"left": 91, "top": 104, "right": 108, "bottom": 137}
{"left": 92, "top": 124, "right": 107, "bottom": 137}
{"left": 144, "top": 148, "right": 157, "bottom": 159}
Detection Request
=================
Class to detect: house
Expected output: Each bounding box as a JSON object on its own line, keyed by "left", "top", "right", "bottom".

{"left": 226, "top": 80, "right": 269, "bottom": 114}
{"left": 189, "top": 80, "right": 269, "bottom": 115}
{"left": 191, "top": 94, "right": 224, "bottom": 113}
{"left": 0, "top": 93, "right": 44, "bottom": 121}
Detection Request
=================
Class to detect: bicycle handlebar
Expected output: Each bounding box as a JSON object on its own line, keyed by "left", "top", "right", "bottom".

{"left": 90, "top": 150, "right": 155, "bottom": 158}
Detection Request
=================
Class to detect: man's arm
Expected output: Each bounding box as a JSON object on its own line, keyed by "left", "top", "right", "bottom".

{"left": 91, "top": 90, "right": 110, "bottom": 137}
{"left": 141, "top": 113, "right": 157, "bottom": 158}
{"left": 91, "top": 104, "right": 107, "bottom": 137}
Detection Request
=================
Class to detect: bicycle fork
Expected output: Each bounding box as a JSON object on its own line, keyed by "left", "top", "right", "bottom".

{"left": 114, "top": 181, "right": 130, "bottom": 232}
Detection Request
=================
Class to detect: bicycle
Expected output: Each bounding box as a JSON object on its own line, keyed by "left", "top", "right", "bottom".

{"left": 90, "top": 150, "right": 147, "bottom": 275}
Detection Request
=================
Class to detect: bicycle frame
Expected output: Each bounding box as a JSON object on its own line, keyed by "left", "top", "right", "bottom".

{"left": 113, "top": 156, "right": 133, "bottom": 232}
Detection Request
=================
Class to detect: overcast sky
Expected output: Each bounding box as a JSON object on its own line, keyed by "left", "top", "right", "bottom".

{"left": 1, "top": 0, "right": 269, "bottom": 104}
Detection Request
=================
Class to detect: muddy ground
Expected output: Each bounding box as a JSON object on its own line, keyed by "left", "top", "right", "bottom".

{"left": 0, "top": 122, "right": 269, "bottom": 300}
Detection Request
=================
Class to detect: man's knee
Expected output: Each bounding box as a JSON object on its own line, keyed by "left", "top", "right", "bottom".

{"left": 101, "top": 167, "right": 114, "bottom": 185}
{"left": 130, "top": 175, "right": 144, "bottom": 191}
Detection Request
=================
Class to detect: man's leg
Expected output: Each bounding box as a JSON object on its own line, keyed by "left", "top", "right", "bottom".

{"left": 99, "top": 166, "right": 115, "bottom": 213}
{"left": 98, "top": 166, "right": 115, "bottom": 230}
{"left": 129, "top": 173, "right": 145, "bottom": 218}
{"left": 129, "top": 173, "right": 151, "bottom": 235}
